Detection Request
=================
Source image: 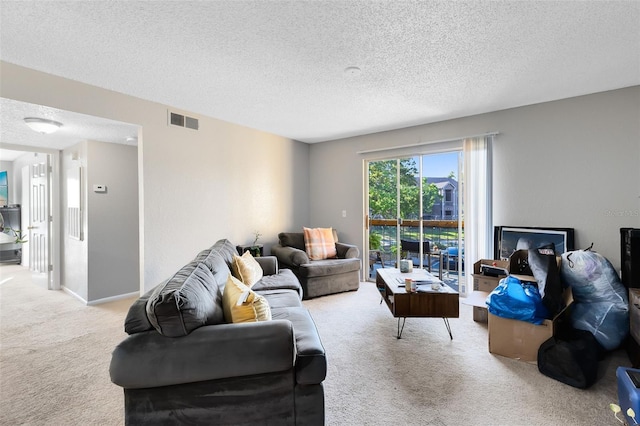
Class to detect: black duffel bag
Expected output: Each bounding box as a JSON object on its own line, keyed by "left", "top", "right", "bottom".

{"left": 537, "top": 328, "right": 603, "bottom": 389}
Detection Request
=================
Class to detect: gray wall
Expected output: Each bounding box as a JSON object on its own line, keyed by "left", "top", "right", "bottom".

{"left": 86, "top": 141, "right": 139, "bottom": 300}
{"left": 4, "top": 60, "right": 636, "bottom": 292}
{"left": 1, "top": 61, "right": 311, "bottom": 293}
{"left": 309, "top": 87, "right": 640, "bottom": 271}
{"left": 61, "top": 140, "right": 139, "bottom": 302}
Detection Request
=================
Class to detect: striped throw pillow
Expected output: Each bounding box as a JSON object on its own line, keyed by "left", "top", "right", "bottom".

{"left": 303, "top": 227, "right": 337, "bottom": 260}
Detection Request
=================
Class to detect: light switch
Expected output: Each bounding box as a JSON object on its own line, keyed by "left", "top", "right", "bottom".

{"left": 93, "top": 184, "right": 107, "bottom": 193}
{"left": 342, "top": 210, "right": 347, "bottom": 218}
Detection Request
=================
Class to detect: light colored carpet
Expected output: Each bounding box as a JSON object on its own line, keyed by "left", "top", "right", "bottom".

{"left": 0, "top": 264, "right": 628, "bottom": 425}
{"left": 0, "top": 264, "right": 129, "bottom": 425}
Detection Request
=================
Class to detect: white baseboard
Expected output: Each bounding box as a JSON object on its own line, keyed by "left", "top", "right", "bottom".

{"left": 61, "top": 286, "right": 88, "bottom": 304}
{"left": 62, "top": 287, "right": 138, "bottom": 306}
{"left": 87, "top": 291, "right": 139, "bottom": 306}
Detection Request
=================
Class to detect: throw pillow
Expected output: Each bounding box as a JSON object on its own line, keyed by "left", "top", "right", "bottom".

{"left": 146, "top": 262, "right": 223, "bottom": 337}
{"left": 222, "top": 275, "right": 272, "bottom": 323}
{"left": 231, "top": 251, "right": 263, "bottom": 287}
{"left": 303, "top": 227, "right": 337, "bottom": 260}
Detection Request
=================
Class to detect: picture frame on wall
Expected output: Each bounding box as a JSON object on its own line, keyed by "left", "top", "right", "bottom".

{"left": 494, "top": 226, "right": 575, "bottom": 260}
{"left": 0, "top": 170, "right": 8, "bottom": 206}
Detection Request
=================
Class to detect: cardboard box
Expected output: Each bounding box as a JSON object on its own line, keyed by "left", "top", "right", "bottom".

{"left": 473, "top": 306, "right": 488, "bottom": 323}
{"left": 467, "top": 259, "right": 508, "bottom": 323}
{"left": 488, "top": 286, "right": 573, "bottom": 364}
{"left": 463, "top": 259, "right": 509, "bottom": 323}
{"left": 462, "top": 290, "right": 491, "bottom": 322}
{"left": 472, "top": 259, "right": 509, "bottom": 292}
{"left": 487, "top": 250, "right": 570, "bottom": 362}
{"left": 473, "top": 275, "right": 503, "bottom": 293}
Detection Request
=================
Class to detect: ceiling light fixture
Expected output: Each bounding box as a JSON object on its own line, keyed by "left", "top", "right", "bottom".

{"left": 344, "top": 66, "right": 362, "bottom": 77}
{"left": 23, "top": 117, "right": 63, "bottom": 134}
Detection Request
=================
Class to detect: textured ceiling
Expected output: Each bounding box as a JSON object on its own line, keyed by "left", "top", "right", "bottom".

{"left": 0, "top": 1, "right": 639, "bottom": 143}
{"left": 0, "top": 98, "right": 138, "bottom": 160}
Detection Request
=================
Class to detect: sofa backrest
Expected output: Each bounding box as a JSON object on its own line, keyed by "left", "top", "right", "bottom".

{"left": 146, "top": 261, "right": 223, "bottom": 337}
{"left": 124, "top": 239, "right": 237, "bottom": 337}
{"left": 194, "top": 239, "right": 237, "bottom": 293}
{"left": 279, "top": 232, "right": 305, "bottom": 250}
{"left": 279, "top": 230, "right": 339, "bottom": 250}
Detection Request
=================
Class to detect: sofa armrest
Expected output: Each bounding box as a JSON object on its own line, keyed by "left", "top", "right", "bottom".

{"left": 336, "top": 242, "right": 359, "bottom": 259}
{"left": 272, "top": 244, "right": 309, "bottom": 267}
{"left": 110, "top": 320, "right": 295, "bottom": 389}
{"left": 255, "top": 256, "right": 278, "bottom": 275}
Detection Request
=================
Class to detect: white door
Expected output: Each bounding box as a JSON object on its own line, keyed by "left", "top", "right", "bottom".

{"left": 28, "top": 156, "right": 50, "bottom": 287}
{"left": 20, "top": 165, "right": 30, "bottom": 267}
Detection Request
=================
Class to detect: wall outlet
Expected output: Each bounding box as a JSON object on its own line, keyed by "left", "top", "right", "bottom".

{"left": 93, "top": 184, "right": 107, "bottom": 193}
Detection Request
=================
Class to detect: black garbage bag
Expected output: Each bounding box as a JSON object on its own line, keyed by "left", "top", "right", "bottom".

{"left": 537, "top": 328, "right": 603, "bottom": 389}
{"left": 528, "top": 245, "right": 565, "bottom": 317}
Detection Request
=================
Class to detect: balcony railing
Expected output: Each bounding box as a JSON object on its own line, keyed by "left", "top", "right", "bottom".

{"left": 369, "top": 219, "right": 463, "bottom": 251}
{"left": 368, "top": 219, "right": 464, "bottom": 285}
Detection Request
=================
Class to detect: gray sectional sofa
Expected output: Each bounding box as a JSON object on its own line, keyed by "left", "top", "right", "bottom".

{"left": 109, "top": 239, "right": 326, "bottom": 425}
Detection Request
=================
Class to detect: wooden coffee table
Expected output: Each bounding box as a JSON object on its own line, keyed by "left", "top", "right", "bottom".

{"left": 376, "top": 268, "right": 459, "bottom": 339}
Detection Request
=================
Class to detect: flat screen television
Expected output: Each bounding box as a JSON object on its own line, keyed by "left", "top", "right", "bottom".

{"left": 0, "top": 171, "right": 7, "bottom": 206}
{"left": 494, "top": 226, "right": 575, "bottom": 260}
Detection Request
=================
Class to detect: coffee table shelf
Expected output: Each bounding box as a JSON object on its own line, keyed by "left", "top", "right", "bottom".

{"left": 376, "top": 268, "right": 459, "bottom": 339}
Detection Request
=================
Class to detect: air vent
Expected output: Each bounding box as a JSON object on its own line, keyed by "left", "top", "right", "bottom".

{"left": 168, "top": 111, "right": 199, "bottom": 130}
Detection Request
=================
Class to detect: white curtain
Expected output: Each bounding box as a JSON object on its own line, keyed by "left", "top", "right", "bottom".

{"left": 462, "top": 136, "right": 493, "bottom": 295}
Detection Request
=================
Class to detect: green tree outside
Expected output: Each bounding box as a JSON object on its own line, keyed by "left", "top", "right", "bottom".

{"left": 368, "top": 158, "right": 441, "bottom": 219}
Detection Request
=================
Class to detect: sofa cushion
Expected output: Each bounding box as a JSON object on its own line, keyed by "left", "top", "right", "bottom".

{"left": 303, "top": 227, "right": 337, "bottom": 260}
{"left": 231, "top": 251, "right": 263, "bottom": 287}
{"left": 298, "top": 257, "right": 361, "bottom": 278}
{"left": 146, "top": 261, "right": 224, "bottom": 337}
{"left": 252, "top": 269, "right": 302, "bottom": 295}
{"left": 223, "top": 275, "right": 272, "bottom": 323}
{"left": 260, "top": 290, "right": 303, "bottom": 309}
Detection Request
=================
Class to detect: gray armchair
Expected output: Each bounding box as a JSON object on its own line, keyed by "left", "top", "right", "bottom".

{"left": 272, "top": 230, "right": 361, "bottom": 299}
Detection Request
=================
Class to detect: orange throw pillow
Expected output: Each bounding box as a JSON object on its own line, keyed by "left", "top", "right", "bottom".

{"left": 303, "top": 227, "right": 337, "bottom": 260}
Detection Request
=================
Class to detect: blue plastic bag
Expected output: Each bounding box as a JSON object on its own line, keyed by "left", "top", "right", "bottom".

{"left": 486, "top": 275, "right": 549, "bottom": 325}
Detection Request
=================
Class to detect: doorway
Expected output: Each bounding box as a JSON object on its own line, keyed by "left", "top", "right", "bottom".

{"left": 0, "top": 149, "right": 58, "bottom": 289}
{"left": 366, "top": 151, "right": 464, "bottom": 289}
{"left": 1, "top": 98, "right": 141, "bottom": 299}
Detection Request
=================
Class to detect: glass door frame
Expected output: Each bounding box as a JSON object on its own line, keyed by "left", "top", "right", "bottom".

{"left": 365, "top": 149, "right": 464, "bottom": 283}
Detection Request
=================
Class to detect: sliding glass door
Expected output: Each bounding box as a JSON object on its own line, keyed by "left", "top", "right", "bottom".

{"left": 366, "top": 151, "right": 464, "bottom": 289}
{"left": 367, "top": 158, "right": 399, "bottom": 275}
